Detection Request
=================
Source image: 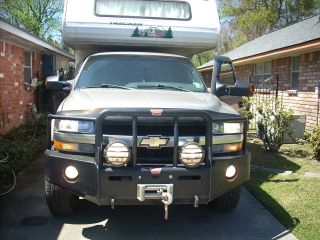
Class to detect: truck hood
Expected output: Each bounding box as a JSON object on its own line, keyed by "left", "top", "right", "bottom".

{"left": 58, "top": 89, "right": 239, "bottom": 115}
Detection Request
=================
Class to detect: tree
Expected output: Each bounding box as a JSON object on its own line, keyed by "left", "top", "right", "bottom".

{"left": 192, "top": 0, "right": 319, "bottom": 66}
{"left": 219, "top": 0, "right": 320, "bottom": 53}
{"left": 0, "top": 0, "right": 63, "bottom": 39}
{"left": 164, "top": 27, "right": 173, "bottom": 38}
{"left": 131, "top": 27, "right": 140, "bottom": 37}
{"left": 192, "top": 50, "right": 214, "bottom": 68}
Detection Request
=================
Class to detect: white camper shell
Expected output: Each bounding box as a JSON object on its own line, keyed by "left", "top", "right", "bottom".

{"left": 63, "top": 0, "right": 220, "bottom": 61}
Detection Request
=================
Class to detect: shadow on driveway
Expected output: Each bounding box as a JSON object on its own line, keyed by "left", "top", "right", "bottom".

{"left": 0, "top": 156, "right": 297, "bottom": 240}
{"left": 246, "top": 142, "right": 301, "bottom": 235}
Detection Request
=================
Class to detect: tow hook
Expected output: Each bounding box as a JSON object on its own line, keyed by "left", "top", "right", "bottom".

{"left": 194, "top": 195, "right": 199, "bottom": 208}
{"left": 110, "top": 198, "right": 115, "bottom": 209}
{"left": 162, "top": 192, "right": 173, "bottom": 221}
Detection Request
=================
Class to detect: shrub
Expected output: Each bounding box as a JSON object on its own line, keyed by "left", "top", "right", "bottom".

{"left": 0, "top": 118, "right": 46, "bottom": 173}
{"left": 242, "top": 94, "right": 294, "bottom": 152}
{"left": 305, "top": 125, "right": 320, "bottom": 160}
{"left": 242, "top": 96, "right": 254, "bottom": 121}
{"left": 256, "top": 98, "right": 294, "bottom": 152}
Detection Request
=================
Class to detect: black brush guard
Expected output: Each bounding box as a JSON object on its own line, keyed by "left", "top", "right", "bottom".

{"left": 46, "top": 109, "right": 250, "bottom": 205}
{"left": 48, "top": 109, "right": 216, "bottom": 167}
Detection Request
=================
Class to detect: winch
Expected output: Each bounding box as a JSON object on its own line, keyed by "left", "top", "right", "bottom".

{"left": 137, "top": 184, "right": 173, "bottom": 221}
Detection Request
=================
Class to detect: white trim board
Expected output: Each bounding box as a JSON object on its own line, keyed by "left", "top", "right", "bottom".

{"left": 0, "top": 20, "right": 74, "bottom": 60}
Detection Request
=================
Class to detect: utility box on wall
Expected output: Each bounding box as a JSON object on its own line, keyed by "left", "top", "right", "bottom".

{"left": 284, "top": 115, "right": 306, "bottom": 143}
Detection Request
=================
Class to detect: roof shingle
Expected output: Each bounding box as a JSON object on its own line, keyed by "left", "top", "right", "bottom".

{"left": 198, "top": 15, "right": 320, "bottom": 69}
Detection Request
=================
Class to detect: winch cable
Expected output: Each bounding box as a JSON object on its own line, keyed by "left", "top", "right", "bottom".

{"left": 0, "top": 151, "right": 16, "bottom": 196}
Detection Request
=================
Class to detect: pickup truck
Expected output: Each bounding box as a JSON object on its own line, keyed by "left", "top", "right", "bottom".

{"left": 45, "top": 52, "right": 253, "bottom": 220}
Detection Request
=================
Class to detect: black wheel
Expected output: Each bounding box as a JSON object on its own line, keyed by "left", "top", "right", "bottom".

{"left": 45, "top": 179, "right": 78, "bottom": 216}
{"left": 210, "top": 186, "right": 242, "bottom": 212}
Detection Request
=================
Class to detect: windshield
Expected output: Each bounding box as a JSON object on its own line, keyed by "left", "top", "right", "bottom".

{"left": 75, "top": 55, "right": 207, "bottom": 92}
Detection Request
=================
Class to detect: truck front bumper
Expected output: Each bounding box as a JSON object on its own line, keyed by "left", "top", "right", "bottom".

{"left": 45, "top": 150, "right": 251, "bottom": 205}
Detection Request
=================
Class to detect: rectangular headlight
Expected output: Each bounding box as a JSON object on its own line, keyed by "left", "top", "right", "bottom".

{"left": 54, "top": 120, "right": 94, "bottom": 133}
{"left": 212, "top": 122, "right": 244, "bottom": 134}
{"left": 212, "top": 121, "right": 244, "bottom": 154}
{"left": 212, "top": 134, "right": 243, "bottom": 145}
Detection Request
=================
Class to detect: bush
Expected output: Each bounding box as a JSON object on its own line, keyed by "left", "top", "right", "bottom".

{"left": 256, "top": 98, "right": 294, "bottom": 152}
{"left": 242, "top": 96, "right": 254, "bottom": 121}
{"left": 0, "top": 118, "right": 47, "bottom": 173}
{"left": 306, "top": 125, "right": 320, "bottom": 160}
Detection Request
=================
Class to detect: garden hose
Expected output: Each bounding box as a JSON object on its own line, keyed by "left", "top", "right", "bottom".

{"left": 0, "top": 151, "right": 16, "bottom": 196}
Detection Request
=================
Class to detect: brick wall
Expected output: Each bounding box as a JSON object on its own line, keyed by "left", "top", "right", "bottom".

{"left": 280, "top": 91, "right": 319, "bottom": 131}
{"left": 271, "top": 57, "right": 292, "bottom": 89}
{"left": 242, "top": 51, "right": 320, "bottom": 131}
{"left": 235, "top": 64, "right": 254, "bottom": 82}
{"left": 0, "top": 41, "right": 42, "bottom": 135}
{"left": 199, "top": 50, "right": 320, "bottom": 131}
{"left": 300, "top": 52, "right": 320, "bottom": 91}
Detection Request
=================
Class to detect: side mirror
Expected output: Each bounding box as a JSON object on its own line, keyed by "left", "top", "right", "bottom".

{"left": 211, "top": 56, "right": 254, "bottom": 97}
{"left": 46, "top": 75, "right": 72, "bottom": 91}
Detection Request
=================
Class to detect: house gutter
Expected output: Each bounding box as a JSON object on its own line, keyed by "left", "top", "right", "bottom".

{"left": 0, "top": 20, "right": 74, "bottom": 60}
{"left": 233, "top": 40, "right": 320, "bottom": 66}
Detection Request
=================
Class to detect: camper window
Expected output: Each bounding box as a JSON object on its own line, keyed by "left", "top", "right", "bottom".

{"left": 95, "top": 0, "right": 191, "bottom": 20}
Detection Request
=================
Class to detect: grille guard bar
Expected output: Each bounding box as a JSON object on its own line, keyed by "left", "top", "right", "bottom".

{"left": 48, "top": 109, "right": 247, "bottom": 168}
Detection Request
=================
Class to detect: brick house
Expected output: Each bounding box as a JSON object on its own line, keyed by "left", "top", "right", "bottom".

{"left": 198, "top": 15, "right": 320, "bottom": 131}
{"left": 0, "top": 20, "right": 74, "bottom": 135}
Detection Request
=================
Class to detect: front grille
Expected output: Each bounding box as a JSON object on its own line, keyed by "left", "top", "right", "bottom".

{"left": 102, "top": 123, "right": 132, "bottom": 135}
{"left": 103, "top": 119, "right": 207, "bottom": 165}
{"left": 179, "top": 124, "right": 206, "bottom": 136}
{"left": 103, "top": 123, "right": 206, "bottom": 136}
{"left": 137, "top": 148, "right": 174, "bottom": 164}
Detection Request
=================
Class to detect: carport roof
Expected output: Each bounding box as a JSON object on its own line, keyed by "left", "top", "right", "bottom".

{"left": 0, "top": 19, "right": 74, "bottom": 60}
{"left": 198, "top": 15, "right": 320, "bottom": 71}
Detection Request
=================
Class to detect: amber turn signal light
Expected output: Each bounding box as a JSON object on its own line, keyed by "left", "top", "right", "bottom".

{"left": 54, "top": 140, "right": 79, "bottom": 152}
{"left": 224, "top": 143, "right": 243, "bottom": 153}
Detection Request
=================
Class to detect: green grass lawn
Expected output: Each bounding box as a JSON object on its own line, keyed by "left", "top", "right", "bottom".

{"left": 246, "top": 140, "right": 320, "bottom": 240}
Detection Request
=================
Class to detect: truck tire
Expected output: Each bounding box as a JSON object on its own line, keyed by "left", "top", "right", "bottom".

{"left": 45, "top": 179, "right": 78, "bottom": 216}
{"left": 211, "top": 186, "right": 242, "bottom": 212}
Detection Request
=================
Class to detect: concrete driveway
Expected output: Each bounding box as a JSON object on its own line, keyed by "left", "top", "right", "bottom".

{"left": 0, "top": 156, "right": 297, "bottom": 240}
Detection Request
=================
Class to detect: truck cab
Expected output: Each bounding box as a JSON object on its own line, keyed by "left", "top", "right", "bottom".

{"left": 45, "top": 0, "right": 253, "bottom": 219}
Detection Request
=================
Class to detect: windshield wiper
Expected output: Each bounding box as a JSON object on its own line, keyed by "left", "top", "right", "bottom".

{"left": 81, "top": 84, "right": 132, "bottom": 90}
{"left": 137, "top": 84, "right": 191, "bottom": 92}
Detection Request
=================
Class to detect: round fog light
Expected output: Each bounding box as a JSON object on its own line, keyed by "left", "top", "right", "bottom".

{"left": 180, "top": 142, "right": 204, "bottom": 167}
{"left": 104, "top": 142, "right": 130, "bottom": 167}
{"left": 226, "top": 165, "right": 237, "bottom": 179}
{"left": 65, "top": 166, "right": 78, "bottom": 180}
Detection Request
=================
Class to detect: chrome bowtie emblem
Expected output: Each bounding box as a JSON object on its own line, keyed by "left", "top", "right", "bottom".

{"left": 140, "top": 136, "right": 169, "bottom": 149}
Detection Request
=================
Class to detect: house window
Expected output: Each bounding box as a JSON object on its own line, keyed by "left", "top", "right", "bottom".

{"left": 254, "top": 62, "right": 272, "bottom": 87}
{"left": 24, "top": 51, "right": 32, "bottom": 83}
{"left": 291, "top": 56, "right": 300, "bottom": 90}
